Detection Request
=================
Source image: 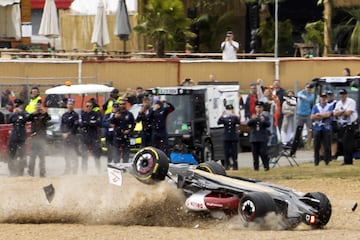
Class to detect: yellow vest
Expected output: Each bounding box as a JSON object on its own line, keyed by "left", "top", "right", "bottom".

{"left": 104, "top": 96, "right": 122, "bottom": 114}
{"left": 25, "top": 96, "right": 42, "bottom": 113}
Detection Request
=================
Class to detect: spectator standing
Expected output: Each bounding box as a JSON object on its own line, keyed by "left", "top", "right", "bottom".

{"left": 272, "top": 80, "right": 287, "bottom": 128}
{"left": 25, "top": 87, "right": 42, "bottom": 114}
{"left": 60, "top": 98, "right": 80, "bottom": 174}
{"left": 135, "top": 86, "right": 146, "bottom": 104}
{"left": 221, "top": 31, "right": 239, "bottom": 60}
{"left": 343, "top": 67, "right": 351, "bottom": 76}
{"left": 79, "top": 100, "right": 102, "bottom": 173}
{"left": 102, "top": 102, "right": 119, "bottom": 163}
{"left": 244, "top": 83, "right": 258, "bottom": 121}
{"left": 8, "top": 99, "right": 28, "bottom": 176}
{"left": 217, "top": 104, "right": 240, "bottom": 170}
{"left": 326, "top": 90, "right": 338, "bottom": 160}
{"left": 296, "top": 83, "right": 315, "bottom": 149}
{"left": 1, "top": 89, "right": 14, "bottom": 112}
{"left": 103, "top": 88, "right": 121, "bottom": 115}
{"left": 136, "top": 97, "right": 153, "bottom": 147}
{"left": 311, "top": 92, "right": 333, "bottom": 166}
{"left": 259, "top": 88, "right": 277, "bottom": 145}
{"left": 247, "top": 101, "right": 270, "bottom": 171}
{"left": 333, "top": 89, "right": 358, "bottom": 165}
{"left": 111, "top": 100, "right": 135, "bottom": 163}
{"left": 148, "top": 99, "right": 175, "bottom": 155}
{"left": 27, "top": 100, "right": 51, "bottom": 177}
{"left": 280, "top": 90, "right": 297, "bottom": 144}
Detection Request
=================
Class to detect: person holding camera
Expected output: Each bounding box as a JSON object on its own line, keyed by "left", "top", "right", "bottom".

{"left": 247, "top": 101, "right": 271, "bottom": 171}
{"left": 310, "top": 92, "right": 333, "bottom": 166}
{"left": 221, "top": 31, "right": 239, "bottom": 60}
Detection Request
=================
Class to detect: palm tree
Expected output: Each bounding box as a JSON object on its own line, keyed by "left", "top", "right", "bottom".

{"left": 318, "top": 0, "right": 360, "bottom": 56}
{"left": 134, "top": 0, "right": 194, "bottom": 57}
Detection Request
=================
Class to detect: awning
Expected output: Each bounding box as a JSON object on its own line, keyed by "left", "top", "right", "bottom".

{"left": 31, "top": 0, "right": 73, "bottom": 9}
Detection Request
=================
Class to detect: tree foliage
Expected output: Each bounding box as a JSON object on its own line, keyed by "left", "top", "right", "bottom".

{"left": 134, "top": 0, "right": 194, "bottom": 57}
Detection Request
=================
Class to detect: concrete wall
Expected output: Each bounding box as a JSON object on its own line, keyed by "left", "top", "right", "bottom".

{"left": 0, "top": 57, "right": 359, "bottom": 94}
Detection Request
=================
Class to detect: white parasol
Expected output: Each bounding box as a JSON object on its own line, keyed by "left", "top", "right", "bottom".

{"left": 91, "top": 1, "right": 110, "bottom": 49}
{"left": 38, "top": 0, "right": 60, "bottom": 49}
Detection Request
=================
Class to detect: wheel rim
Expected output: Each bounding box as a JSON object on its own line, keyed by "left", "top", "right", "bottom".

{"left": 135, "top": 153, "right": 155, "bottom": 174}
{"left": 241, "top": 199, "right": 256, "bottom": 221}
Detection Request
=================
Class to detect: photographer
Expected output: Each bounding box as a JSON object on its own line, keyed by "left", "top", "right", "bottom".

{"left": 8, "top": 99, "right": 28, "bottom": 176}
{"left": 220, "top": 31, "right": 239, "bottom": 60}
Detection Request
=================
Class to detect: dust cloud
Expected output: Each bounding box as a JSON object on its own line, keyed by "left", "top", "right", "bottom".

{"left": 0, "top": 172, "right": 304, "bottom": 231}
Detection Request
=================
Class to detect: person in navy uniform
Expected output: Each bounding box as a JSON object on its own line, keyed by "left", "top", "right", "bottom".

{"left": 102, "top": 102, "right": 119, "bottom": 163}
{"left": 79, "top": 100, "right": 102, "bottom": 173}
{"left": 136, "top": 97, "right": 153, "bottom": 147}
{"left": 27, "top": 100, "right": 51, "bottom": 177}
{"left": 110, "top": 100, "right": 135, "bottom": 163}
{"left": 217, "top": 104, "right": 240, "bottom": 170}
{"left": 311, "top": 92, "right": 333, "bottom": 166}
{"left": 60, "top": 98, "right": 80, "bottom": 174}
{"left": 247, "top": 101, "right": 271, "bottom": 171}
{"left": 148, "top": 99, "right": 175, "bottom": 156}
{"left": 8, "top": 99, "right": 28, "bottom": 176}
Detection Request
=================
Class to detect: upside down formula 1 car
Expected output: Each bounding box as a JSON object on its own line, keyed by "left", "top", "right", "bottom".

{"left": 108, "top": 147, "right": 332, "bottom": 230}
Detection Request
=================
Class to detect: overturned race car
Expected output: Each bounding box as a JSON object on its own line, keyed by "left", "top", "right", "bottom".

{"left": 108, "top": 147, "right": 332, "bottom": 230}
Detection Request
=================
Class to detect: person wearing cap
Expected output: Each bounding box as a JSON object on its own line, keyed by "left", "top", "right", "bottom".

{"left": 296, "top": 83, "right": 315, "bottom": 149}
{"left": 220, "top": 31, "right": 239, "bottom": 60}
{"left": 79, "top": 100, "right": 102, "bottom": 173}
{"left": 25, "top": 86, "right": 42, "bottom": 114}
{"left": 102, "top": 102, "right": 120, "bottom": 163}
{"left": 148, "top": 98, "right": 175, "bottom": 156}
{"left": 110, "top": 100, "right": 135, "bottom": 163}
{"left": 334, "top": 88, "right": 358, "bottom": 165}
{"left": 60, "top": 98, "right": 80, "bottom": 174}
{"left": 217, "top": 104, "right": 240, "bottom": 170}
{"left": 310, "top": 92, "right": 333, "bottom": 166}
{"left": 103, "top": 88, "right": 122, "bottom": 115}
{"left": 7, "top": 98, "right": 28, "bottom": 176}
{"left": 247, "top": 101, "right": 271, "bottom": 171}
{"left": 27, "top": 99, "right": 51, "bottom": 177}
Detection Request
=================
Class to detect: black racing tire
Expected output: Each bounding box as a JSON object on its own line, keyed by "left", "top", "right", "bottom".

{"left": 132, "top": 147, "right": 169, "bottom": 184}
{"left": 239, "top": 192, "right": 277, "bottom": 223}
{"left": 196, "top": 161, "right": 227, "bottom": 176}
{"left": 304, "top": 192, "right": 332, "bottom": 228}
{"left": 201, "top": 141, "right": 213, "bottom": 162}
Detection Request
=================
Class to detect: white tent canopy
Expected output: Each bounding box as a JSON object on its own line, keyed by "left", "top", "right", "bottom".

{"left": 45, "top": 84, "right": 114, "bottom": 95}
{"left": 0, "top": 0, "right": 21, "bottom": 40}
{"left": 70, "top": 0, "right": 137, "bottom": 15}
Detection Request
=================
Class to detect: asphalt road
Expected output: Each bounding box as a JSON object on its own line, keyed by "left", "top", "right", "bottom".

{"left": 0, "top": 148, "right": 317, "bottom": 177}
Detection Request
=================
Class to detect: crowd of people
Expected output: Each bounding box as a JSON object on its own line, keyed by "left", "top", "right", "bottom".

{"left": 244, "top": 68, "right": 359, "bottom": 171}
{"left": 2, "top": 67, "right": 359, "bottom": 176}
{"left": 2, "top": 85, "right": 175, "bottom": 177}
